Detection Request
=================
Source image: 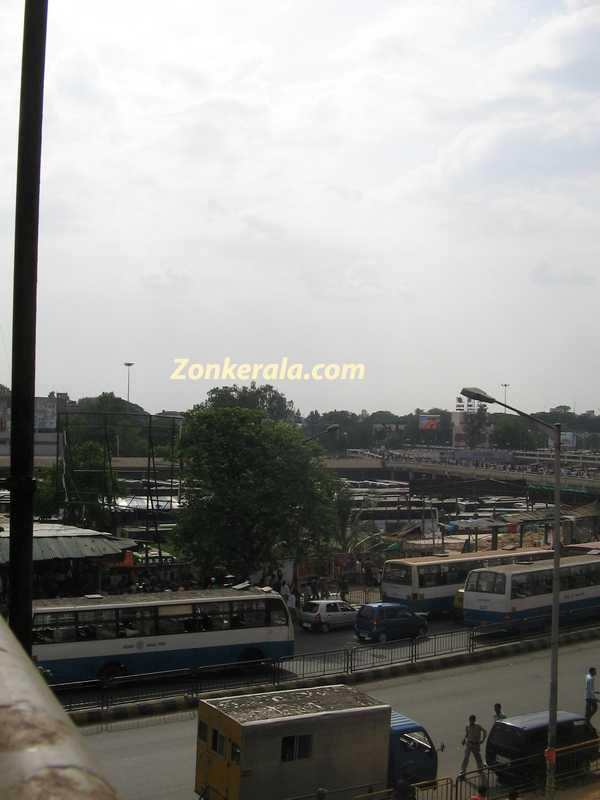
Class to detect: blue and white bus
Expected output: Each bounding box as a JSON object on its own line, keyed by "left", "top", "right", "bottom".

{"left": 32, "top": 588, "right": 294, "bottom": 684}
{"left": 380, "top": 549, "right": 554, "bottom": 613}
{"left": 463, "top": 555, "right": 600, "bottom": 628}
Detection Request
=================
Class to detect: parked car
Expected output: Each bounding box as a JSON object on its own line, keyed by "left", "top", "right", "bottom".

{"left": 354, "top": 603, "right": 428, "bottom": 643}
{"left": 486, "top": 711, "right": 598, "bottom": 786}
{"left": 299, "top": 600, "right": 357, "bottom": 632}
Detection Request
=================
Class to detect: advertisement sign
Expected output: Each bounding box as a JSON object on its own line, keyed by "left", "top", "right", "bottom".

{"left": 548, "top": 431, "right": 577, "bottom": 449}
{"left": 419, "top": 414, "right": 440, "bottom": 431}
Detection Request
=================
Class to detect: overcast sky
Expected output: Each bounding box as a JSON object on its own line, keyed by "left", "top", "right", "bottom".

{"left": 1, "top": 0, "right": 599, "bottom": 417}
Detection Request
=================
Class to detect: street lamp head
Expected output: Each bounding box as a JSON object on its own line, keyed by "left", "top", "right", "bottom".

{"left": 124, "top": 362, "right": 134, "bottom": 368}
{"left": 461, "top": 387, "right": 497, "bottom": 405}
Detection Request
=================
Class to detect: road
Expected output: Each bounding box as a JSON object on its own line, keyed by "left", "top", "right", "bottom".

{"left": 86, "top": 636, "right": 600, "bottom": 799}
{"left": 294, "top": 617, "right": 456, "bottom": 654}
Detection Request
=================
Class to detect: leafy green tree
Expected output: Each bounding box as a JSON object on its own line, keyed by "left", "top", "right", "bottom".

{"left": 463, "top": 405, "right": 489, "bottom": 448}
{"left": 174, "top": 406, "right": 337, "bottom": 577}
{"left": 64, "top": 441, "right": 123, "bottom": 529}
{"left": 65, "top": 392, "right": 150, "bottom": 456}
{"left": 33, "top": 464, "right": 61, "bottom": 519}
{"left": 204, "top": 383, "right": 298, "bottom": 422}
{"left": 334, "top": 482, "right": 354, "bottom": 551}
{"left": 490, "top": 414, "right": 541, "bottom": 450}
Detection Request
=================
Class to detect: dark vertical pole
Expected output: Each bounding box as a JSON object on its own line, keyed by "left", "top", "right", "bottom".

{"left": 9, "top": 0, "right": 48, "bottom": 654}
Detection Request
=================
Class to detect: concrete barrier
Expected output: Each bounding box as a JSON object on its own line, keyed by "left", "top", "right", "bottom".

{"left": 0, "top": 616, "right": 121, "bottom": 798}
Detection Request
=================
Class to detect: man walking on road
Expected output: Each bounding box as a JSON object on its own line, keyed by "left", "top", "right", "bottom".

{"left": 585, "top": 667, "right": 599, "bottom": 721}
{"left": 460, "top": 714, "right": 487, "bottom": 775}
{"left": 493, "top": 703, "right": 506, "bottom": 722}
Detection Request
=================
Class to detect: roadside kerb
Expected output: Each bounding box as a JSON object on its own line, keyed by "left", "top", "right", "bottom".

{"left": 70, "top": 623, "right": 600, "bottom": 728}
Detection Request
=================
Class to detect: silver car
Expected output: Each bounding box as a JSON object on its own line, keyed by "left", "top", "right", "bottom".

{"left": 299, "top": 599, "right": 357, "bottom": 632}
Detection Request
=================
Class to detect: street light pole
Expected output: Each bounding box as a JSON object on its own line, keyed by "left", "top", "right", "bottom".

{"left": 124, "top": 362, "right": 134, "bottom": 403}
{"left": 461, "top": 387, "right": 561, "bottom": 800}
{"left": 547, "top": 421, "right": 561, "bottom": 798}
{"left": 501, "top": 383, "right": 510, "bottom": 415}
{"left": 9, "top": 0, "right": 49, "bottom": 655}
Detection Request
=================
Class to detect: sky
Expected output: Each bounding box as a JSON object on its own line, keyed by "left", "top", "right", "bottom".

{"left": 1, "top": 0, "right": 599, "bottom": 417}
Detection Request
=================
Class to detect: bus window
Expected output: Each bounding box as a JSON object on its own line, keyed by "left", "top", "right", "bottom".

{"left": 511, "top": 574, "right": 530, "bottom": 598}
{"left": 571, "top": 566, "right": 587, "bottom": 589}
{"left": 77, "top": 609, "right": 118, "bottom": 640}
{"left": 118, "top": 607, "right": 157, "bottom": 637}
{"left": 384, "top": 564, "right": 412, "bottom": 585}
{"left": 559, "top": 569, "right": 572, "bottom": 592}
{"left": 465, "top": 573, "right": 479, "bottom": 592}
{"left": 197, "top": 602, "right": 231, "bottom": 630}
{"left": 45, "top": 612, "right": 77, "bottom": 643}
{"left": 230, "top": 599, "right": 267, "bottom": 628}
{"left": 157, "top": 604, "right": 194, "bottom": 635}
{"left": 266, "top": 597, "right": 289, "bottom": 626}
{"left": 418, "top": 565, "right": 441, "bottom": 588}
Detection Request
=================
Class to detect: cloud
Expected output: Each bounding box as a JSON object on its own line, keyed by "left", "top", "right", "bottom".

{"left": 530, "top": 263, "right": 596, "bottom": 287}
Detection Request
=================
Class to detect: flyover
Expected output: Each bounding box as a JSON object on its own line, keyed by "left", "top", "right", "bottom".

{"left": 324, "top": 456, "right": 600, "bottom": 498}
{"left": 3, "top": 454, "right": 600, "bottom": 498}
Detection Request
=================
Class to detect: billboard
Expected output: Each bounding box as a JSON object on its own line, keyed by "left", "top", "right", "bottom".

{"left": 0, "top": 396, "right": 57, "bottom": 434}
{"left": 549, "top": 431, "right": 577, "bottom": 449}
{"left": 419, "top": 414, "right": 440, "bottom": 431}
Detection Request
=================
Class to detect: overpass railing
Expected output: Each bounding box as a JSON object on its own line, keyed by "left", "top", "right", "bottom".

{"left": 0, "top": 615, "right": 121, "bottom": 798}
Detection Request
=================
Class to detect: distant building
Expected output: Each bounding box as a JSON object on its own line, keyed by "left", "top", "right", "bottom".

{"left": 0, "top": 391, "right": 73, "bottom": 456}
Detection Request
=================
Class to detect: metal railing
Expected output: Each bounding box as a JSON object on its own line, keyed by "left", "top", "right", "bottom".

{"left": 0, "top": 615, "right": 120, "bottom": 798}
{"left": 412, "top": 738, "right": 600, "bottom": 800}
{"left": 54, "top": 619, "right": 600, "bottom": 713}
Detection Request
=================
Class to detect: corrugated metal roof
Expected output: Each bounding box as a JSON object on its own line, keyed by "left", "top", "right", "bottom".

{"left": 0, "top": 523, "right": 136, "bottom": 564}
{"left": 502, "top": 501, "right": 600, "bottom": 525}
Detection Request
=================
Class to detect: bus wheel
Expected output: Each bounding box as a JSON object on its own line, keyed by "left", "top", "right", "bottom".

{"left": 97, "top": 662, "right": 126, "bottom": 683}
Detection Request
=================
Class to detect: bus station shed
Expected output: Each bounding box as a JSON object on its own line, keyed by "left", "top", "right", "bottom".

{"left": 0, "top": 517, "right": 136, "bottom": 600}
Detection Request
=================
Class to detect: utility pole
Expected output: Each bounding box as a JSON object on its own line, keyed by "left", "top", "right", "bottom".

{"left": 124, "top": 362, "right": 134, "bottom": 403}
{"left": 501, "top": 384, "right": 510, "bottom": 416}
{"left": 9, "top": 0, "right": 49, "bottom": 654}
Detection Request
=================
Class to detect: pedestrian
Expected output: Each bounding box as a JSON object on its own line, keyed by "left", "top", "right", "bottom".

{"left": 493, "top": 703, "right": 506, "bottom": 722}
{"left": 585, "top": 667, "right": 599, "bottom": 721}
{"left": 287, "top": 590, "right": 297, "bottom": 624}
{"left": 281, "top": 579, "right": 290, "bottom": 603}
{"left": 460, "top": 715, "right": 487, "bottom": 775}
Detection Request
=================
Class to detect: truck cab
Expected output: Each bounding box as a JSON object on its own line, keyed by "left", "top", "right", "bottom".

{"left": 388, "top": 712, "right": 438, "bottom": 788}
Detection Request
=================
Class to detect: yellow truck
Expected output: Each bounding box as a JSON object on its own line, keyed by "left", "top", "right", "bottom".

{"left": 195, "top": 685, "right": 438, "bottom": 800}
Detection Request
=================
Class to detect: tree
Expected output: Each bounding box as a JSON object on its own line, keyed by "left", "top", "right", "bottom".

{"left": 490, "top": 414, "right": 541, "bottom": 450}
{"left": 463, "top": 406, "right": 489, "bottom": 448}
{"left": 63, "top": 441, "right": 123, "bottom": 529}
{"left": 334, "top": 482, "right": 354, "bottom": 551}
{"left": 204, "top": 383, "right": 298, "bottom": 422}
{"left": 174, "top": 406, "right": 337, "bottom": 577}
{"left": 65, "top": 392, "right": 151, "bottom": 456}
{"left": 33, "top": 464, "right": 61, "bottom": 519}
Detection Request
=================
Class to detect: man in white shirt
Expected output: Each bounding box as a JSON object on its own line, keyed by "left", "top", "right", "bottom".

{"left": 586, "top": 667, "right": 599, "bottom": 721}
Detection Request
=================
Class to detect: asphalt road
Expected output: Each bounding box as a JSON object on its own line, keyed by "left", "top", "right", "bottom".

{"left": 86, "top": 637, "right": 600, "bottom": 800}
{"left": 294, "top": 617, "right": 456, "bottom": 654}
